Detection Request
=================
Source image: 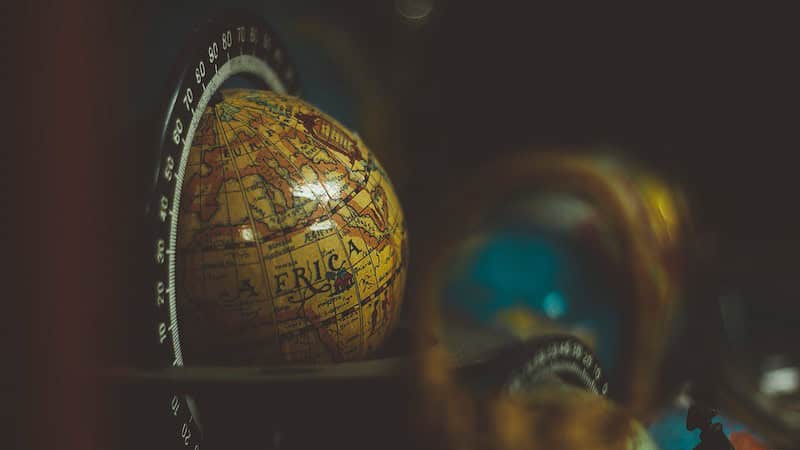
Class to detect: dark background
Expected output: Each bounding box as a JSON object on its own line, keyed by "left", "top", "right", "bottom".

{"left": 11, "top": 1, "right": 799, "bottom": 449}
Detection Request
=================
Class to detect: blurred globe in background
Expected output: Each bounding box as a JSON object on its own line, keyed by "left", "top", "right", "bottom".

{"left": 442, "top": 190, "right": 627, "bottom": 380}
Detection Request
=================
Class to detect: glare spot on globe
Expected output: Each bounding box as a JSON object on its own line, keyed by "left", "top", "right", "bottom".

{"left": 292, "top": 181, "right": 338, "bottom": 200}
{"left": 239, "top": 226, "right": 254, "bottom": 242}
{"left": 309, "top": 219, "right": 334, "bottom": 232}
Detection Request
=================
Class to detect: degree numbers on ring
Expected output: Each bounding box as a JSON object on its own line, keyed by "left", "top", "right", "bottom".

{"left": 172, "top": 119, "right": 183, "bottom": 145}
{"left": 163, "top": 155, "right": 175, "bottom": 181}
{"left": 222, "top": 30, "right": 233, "bottom": 50}
{"left": 155, "top": 239, "right": 166, "bottom": 264}
{"left": 155, "top": 281, "right": 165, "bottom": 307}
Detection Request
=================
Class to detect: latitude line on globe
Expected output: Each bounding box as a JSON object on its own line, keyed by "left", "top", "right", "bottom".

{"left": 211, "top": 104, "right": 283, "bottom": 358}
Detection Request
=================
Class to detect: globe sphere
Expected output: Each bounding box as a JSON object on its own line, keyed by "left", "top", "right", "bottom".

{"left": 177, "top": 89, "right": 408, "bottom": 364}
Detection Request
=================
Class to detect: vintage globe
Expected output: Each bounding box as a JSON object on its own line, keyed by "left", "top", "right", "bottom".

{"left": 177, "top": 89, "right": 408, "bottom": 365}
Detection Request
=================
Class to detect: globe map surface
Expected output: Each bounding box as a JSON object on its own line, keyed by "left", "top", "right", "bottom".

{"left": 177, "top": 89, "right": 407, "bottom": 364}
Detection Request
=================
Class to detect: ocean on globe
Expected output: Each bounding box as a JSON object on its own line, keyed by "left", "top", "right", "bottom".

{"left": 176, "top": 89, "right": 408, "bottom": 365}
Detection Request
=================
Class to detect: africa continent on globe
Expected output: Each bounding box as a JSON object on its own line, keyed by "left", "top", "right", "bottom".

{"left": 177, "top": 89, "right": 407, "bottom": 365}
